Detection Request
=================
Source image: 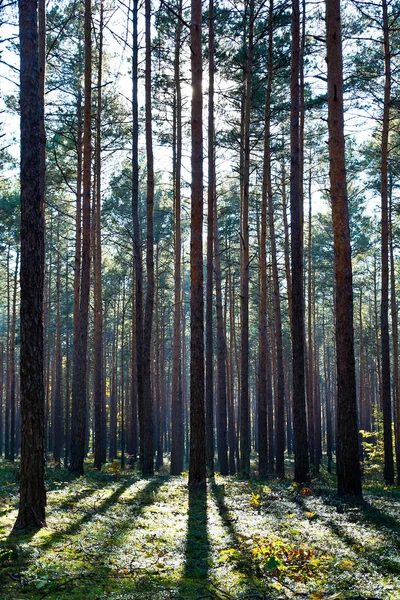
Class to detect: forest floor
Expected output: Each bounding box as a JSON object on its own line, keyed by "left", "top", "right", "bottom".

{"left": 0, "top": 459, "right": 399, "bottom": 600}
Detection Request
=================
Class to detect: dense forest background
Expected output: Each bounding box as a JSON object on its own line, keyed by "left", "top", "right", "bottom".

{"left": 0, "top": 0, "right": 400, "bottom": 514}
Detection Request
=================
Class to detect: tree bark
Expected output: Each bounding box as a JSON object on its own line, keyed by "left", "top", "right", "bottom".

{"left": 142, "top": 0, "right": 155, "bottom": 475}
{"left": 170, "top": 1, "right": 184, "bottom": 475}
{"left": 189, "top": 0, "right": 206, "bottom": 490}
{"left": 13, "top": 0, "right": 46, "bottom": 530}
{"left": 93, "top": 0, "right": 104, "bottom": 471}
{"left": 70, "top": 0, "right": 92, "bottom": 475}
{"left": 291, "top": 0, "right": 308, "bottom": 483}
{"left": 205, "top": 0, "right": 215, "bottom": 478}
{"left": 326, "top": 0, "right": 362, "bottom": 497}
{"left": 380, "top": 0, "right": 394, "bottom": 486}
{"left": 240, "top": 0, "right": 254, "bottom": 479}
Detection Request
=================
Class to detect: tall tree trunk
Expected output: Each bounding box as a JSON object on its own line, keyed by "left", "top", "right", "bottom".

{"left": 9, "top": 250, "right": 19, "bottom": 462}
{"left": 291, "top": 0, "right": 308, "bottom": 483}
{"left": 131, "top": 0, "right": 144, "bottom": 472}
{"left": 380, "top": 0, "right": 394, "bottom": 485}
{"left": 170, "top": 2, "right": 184, "bottom": 475}
{"left": 5, "top": 247, "right": 10, "bottom": 459}
{"left": 13, "top": 0, "right": 46, "bottom": 530}
{"left": 390, "top": 191, "right": 400, "bottom": 485}
{"left": 0, "top": 343, "right": 3, "bottom": 456}
{"left": 307, "top": 180, "right": 315, "bottom": 469}
{"left": 189, "top": 0, "right": 206, "bottom": 490}
{"left": 240, "top": 0, "right": 254, "bottom": 479}
{"left": 53, "top": 218, "right": 63, "bottom": 465}
{"left": 214, "top": 200, "right": 229, "bottom": 476}
{"left": 142, "top": 0, "right": 155, "bottom": 475}
{"left": 93, "top": 0, "right": 104, "bottom": 471}
{"left": 258, "top": 0, "right": 273, "bottom": 479}
{"left": 129, "top": 270, "right": 138, "bottom": 465}
{"left": 205, "top": 0, "right": 215, "bottom": 477}
{"left": 326, "top": 0, "right": 362, "bottom": 496}
{"left": 64, "top": 263, "right": 70, "bottom": 468}
{"left": 120, "top": 284, "right": 126, "bottom": 469}
{"left": 266, "top": 51, "right": 285, "bottom": 477}
{"left": 70, "top": 0, "right": 92, "bottom": 474}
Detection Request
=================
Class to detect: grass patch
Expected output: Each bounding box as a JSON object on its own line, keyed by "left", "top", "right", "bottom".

{"left": 0, "top": 459, "right": 399, "bottom": 599}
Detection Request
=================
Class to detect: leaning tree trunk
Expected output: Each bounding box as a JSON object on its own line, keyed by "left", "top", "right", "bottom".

{"left": 13, "top": 0, "right": 46, "bottom": 531}
{"left": 326, "top": 0, "right": 362, "bottom": 497}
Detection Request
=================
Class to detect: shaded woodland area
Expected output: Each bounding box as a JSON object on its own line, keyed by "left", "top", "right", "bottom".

{"left": 0, "top": 0, "right": 400, "bottom": 595}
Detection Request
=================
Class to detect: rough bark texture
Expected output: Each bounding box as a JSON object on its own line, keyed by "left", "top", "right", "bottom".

{"left": 291, "top": 0, "right": 309, "bottom": 484}
{"left": 189, "top": 0, "right": 206, "bottom": 491}
{"left": 70, "top": 0, "right": 92, "bottom": 475}
{"left": 326, "top": 0, "right": 362, "bottom": 497}
{"left": 13, "top": 0, "right": 46, "bottom": 530}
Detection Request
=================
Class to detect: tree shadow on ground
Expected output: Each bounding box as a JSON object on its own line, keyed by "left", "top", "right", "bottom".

{"left": 181, "top": 485, "right": 210, "bottom": 596}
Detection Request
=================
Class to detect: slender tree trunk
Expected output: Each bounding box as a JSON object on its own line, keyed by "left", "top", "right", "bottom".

{"left": 266, "top": 59, "right": 285, "bottom": 477}
{"left": 291, "top": 0, "right": 308, "bottom": 483}
{"left": 258, "top": 0, "right": 272, "bottom": 479}
{"left": 326, "top": 0, "right": 362, "bottom": 496}
{"left": 189, "top": 0, "right": 206, "bottom": 490}
{"left": 53, "top": 218, "right": 63, "bottom": 465}
{"left": 307, "top": 181, "right": 315, "bottom": 469}
{"left": 170, "top": 2, "right": 184, "bottom": 475}
{"left": 131, "top": 0, "right": 145, "bottom": 472}
{"left": 142, "top": 0, "right": 155, "bottom": 475}
{"left": 64, "top": 263, "right": 70, "bottom": 468}
{"left": 129, "top": 270, "right": 138, "bottom": 465}
{"left": 0, "top": 343, "right": 3, "bottom": 456}
{"left": 9, "top": 251, "right": 19, "bottom": 462}
{"left": 120, "top": 284, "right": 126, "bottom": 469}
{"left": 380, "top": 0, "right": 394, "bottom": 485}
{"left": 205, "top": 0, "right": 215, "bottom": 477}
{"left": 390, "top": 193, "right": 400, "bottom": 485}
{"left": 13, "top": 0, "right": 46, "bottom": 530}
{"left": 214, "top": 201, "right": 229, "bottom": 476}
{"left": 93, "top": 0, "right": 104, "bottom": 471}
{"left": 70, "top": 0, "right": 92, "bottom": 474}
{"left": 240, "top": 0, "right": 254, "bottom": 479}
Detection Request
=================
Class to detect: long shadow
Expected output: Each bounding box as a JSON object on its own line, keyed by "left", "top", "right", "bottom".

{"left": 326, "top": 516, "right": 400, "bottom": 577}
{"left": 209, "top": 481, "right": 266, "bottom": 597}
{"left": 182, "top": 485, "right": 210, "bottom": 589}
{"left": 35, "top": 477, "right": 137, "bottom": 550}
{"left": 2, "top": 477, "right": 168, "bottom": 599}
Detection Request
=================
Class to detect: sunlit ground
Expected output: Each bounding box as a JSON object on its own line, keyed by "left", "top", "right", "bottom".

{"left": 0, "top": 459, "right": 399, "bottom": 599}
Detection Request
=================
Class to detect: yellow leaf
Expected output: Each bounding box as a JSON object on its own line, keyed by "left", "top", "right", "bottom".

{"left": 342, "top": 559, "right": 354, "bottom": 567}
{"left": 306, "top": 511, "right": 316, "bottom": 519}
{"left": 286, "top": 513, "right": 295, "bottom": 519}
